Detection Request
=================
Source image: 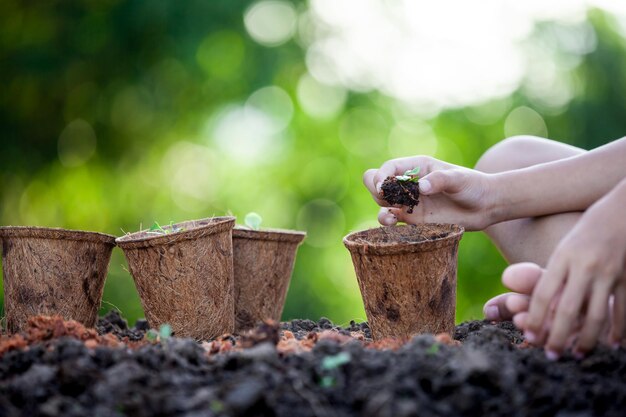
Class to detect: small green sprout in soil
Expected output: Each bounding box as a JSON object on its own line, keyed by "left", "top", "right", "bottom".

{"left": 210, "top": 400, "right": 225, "bottom": 413}
{"left": 146, "top": 221, "right": 184, "bottom": 235}
{"left": 380, "top": 166, "right": 421, "bottom": 214}
{"left": 159, "top": 323, "right": 172, "bottom": 339}
{"left": 322, "top": 352, "right": 351, "bottom": 370}
{"left": 244, "top": 212, "right": 263, "bottom": 230}
{"left": 319, "top": 376, "right": 336, "bottom": 388}
{"left": 145, "top": 323, "right": 172, "bottom": 342}
{"left": 426, "top": 343, "right": 440, "bottom": 355}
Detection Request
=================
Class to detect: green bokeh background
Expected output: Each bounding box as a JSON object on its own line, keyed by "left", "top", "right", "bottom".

{"left": 1, "top": 1, "right": 625, "bottom": 327}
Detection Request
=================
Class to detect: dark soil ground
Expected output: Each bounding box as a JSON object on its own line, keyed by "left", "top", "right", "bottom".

{"left": 0, "top": 311, "right": 625, "bottom": 417}
{"left": 380, "top": 177, "right": 420, "bottom": 213}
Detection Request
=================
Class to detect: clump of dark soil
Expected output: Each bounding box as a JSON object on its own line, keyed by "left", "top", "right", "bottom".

{"left": 380, "top": 176, "right": 420, "bottom": 213}
{"left": 1, "top": 313, "right": 626, "bottom": 417}
{"left": 96, "top": 310, "right": 149, "bottom": 342}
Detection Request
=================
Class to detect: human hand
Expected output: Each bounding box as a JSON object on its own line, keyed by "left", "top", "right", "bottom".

{"left": 363, "top": 156, "right": 497, "bottom": 231}
{"left": 521, "top": 179, "right": 626, "bottom": 358}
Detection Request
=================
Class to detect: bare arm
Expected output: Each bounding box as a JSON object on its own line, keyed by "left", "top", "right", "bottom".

{"left": 490, "top": 137, "right": 626, "bottom": 223}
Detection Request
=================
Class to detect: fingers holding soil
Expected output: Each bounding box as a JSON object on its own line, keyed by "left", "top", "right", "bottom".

{"left": 363, "top": 169, "right": 386, "bottom": 205}
{"left": 378, "top": 207, "right": 420, "bottom": 226}
{"left": 380, "top": 176, "right": 420, "bottom": 213}
{"left": 377, "top": 208, "right": 398, "bottom": 226}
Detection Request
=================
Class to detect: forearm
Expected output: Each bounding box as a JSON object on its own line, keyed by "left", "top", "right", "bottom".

{"left": 489, "top": 137, "right": 626, "bottom": 224}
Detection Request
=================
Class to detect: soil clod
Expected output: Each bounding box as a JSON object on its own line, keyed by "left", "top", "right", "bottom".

{"left": 1, "top": 313, "right": 626, "bottom": 417}
{"left": 380, "top": 176, "right": 420, "bottom": 213}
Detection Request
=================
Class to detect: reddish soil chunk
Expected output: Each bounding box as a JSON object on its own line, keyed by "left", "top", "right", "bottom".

{"left": 1, "top": 314, "right": 626, "bottom": 417}
{"left": 380, "top": 176, "right": 420, "bottom": 213}
{"left": 0, "top": 315, "right": 121, "bottom": 356}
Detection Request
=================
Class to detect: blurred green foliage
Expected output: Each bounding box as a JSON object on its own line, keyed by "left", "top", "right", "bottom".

{"left": 1, "top": 2, "right": 626, "bottom": 327}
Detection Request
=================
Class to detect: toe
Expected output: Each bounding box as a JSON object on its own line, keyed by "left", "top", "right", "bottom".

{"left": 502, "top": 262, "right": 544, "bottom": 295}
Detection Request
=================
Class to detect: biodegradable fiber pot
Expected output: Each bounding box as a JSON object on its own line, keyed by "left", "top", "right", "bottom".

{"left": 343, "top": 223, "right": 464, "bottom": 340}
{"left": 0, "top": 226, "right": 116, "bottom": 333}
{"left": 116, "top": 217, "right": 235, "bottom": 340}
{"left": 232, "top": 227, "right": 306, "bottom": 332}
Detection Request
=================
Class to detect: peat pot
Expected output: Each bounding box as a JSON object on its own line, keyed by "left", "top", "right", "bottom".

{"left": 116, "top": 217, "right": 235, "bottom": 340}
{"left": 232, "top": 227, "right": 306, "bottom": 332}
{"left": 0, "top": 226, "right": 116, "bottom": 333}
{"left": 343, "top": 224, "right": 464, "bottom": 340}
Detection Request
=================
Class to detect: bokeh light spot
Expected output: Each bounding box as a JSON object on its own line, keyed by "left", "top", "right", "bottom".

{"left": 339, "top": 108, "right": 388, "bottom": 157}
{"left": 504, "top": 106, "right": 548, "bottom": 138}
{"left": 297, "top": 199, "right": 345, "bottom": 248}
{"left": 464, "top": 98, "right": 513, "bottom": 125}
{"left": 246, "top": 85, "right": 294, "bottom": 132}
{"left": 58, "top": 119, "right": 97, "bottom": 167}
{"left": 110, "top": 87, "right": 154, "bottom": 132}
{"left": 387, "top": 119, "right": 438, "bottom": 158}
{"left": 196, "top": 31, "right": 245, "bottom": 79}
{"left": 161, "top": 141, "right": 216, "bottom": 212}
{"left": 297, "top": 72, "right": 347, "bottom": 120}
{"left": 298, "top": 157, "right": 349, "bottom": 199}
{"left": 210, "top": 105, "right": 286, "bottom": 164}
{"left": 244, "top": 1, "right": 297, "bottom": 47}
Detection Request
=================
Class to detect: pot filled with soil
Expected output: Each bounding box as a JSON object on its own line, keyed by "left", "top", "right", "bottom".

{"left": 0, "top": 226, "right": 116, "bottom": 332}
{"left": 232, "top": 213, "right": 306, "bottom": 332}
{"left": 116, "top": 217, "right": 235, "bottom": 340}
{"left": 344, "top": 223, "right": 464, "bottom": 340}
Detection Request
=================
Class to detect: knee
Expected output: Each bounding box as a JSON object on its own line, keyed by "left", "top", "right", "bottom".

{"left": 475, "top": 135, "right": 568, "bottom": 173}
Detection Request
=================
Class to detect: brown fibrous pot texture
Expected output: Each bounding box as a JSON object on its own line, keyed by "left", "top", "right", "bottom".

{"left": 116, "top": 217, "right": 236, "bottom": 340}
{"left": 232, "top": 227, "right": 306, "bottom": 332}
{"left": 343, "top": 223, "right": 464, "bottom": 340}
{"left": 0, "top": 226, "right": 116, "bottom": 333}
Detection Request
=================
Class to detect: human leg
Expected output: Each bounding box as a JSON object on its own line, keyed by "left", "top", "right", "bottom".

{"left": 476, "top": 136, "right": 585, "bottom": 320}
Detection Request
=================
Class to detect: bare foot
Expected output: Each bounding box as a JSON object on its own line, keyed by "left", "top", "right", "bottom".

{"left": 484, "top": 262, "right": 614, "bottom": 356}
{"left": 482, "top": 262, "right": 542, "bottom": 322}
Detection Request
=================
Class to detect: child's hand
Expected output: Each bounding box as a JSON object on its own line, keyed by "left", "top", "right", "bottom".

{"left": 520, "top": 179, "right": 626, "bottom": 358}
{"left": 363, "top": 156, "right": 496, "bottom": 231}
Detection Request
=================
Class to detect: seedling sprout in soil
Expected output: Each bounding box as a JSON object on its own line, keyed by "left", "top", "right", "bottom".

{"left": 380, "top": 166, "right": 421, "bottom": 213}
{"left": 145, "top": 221, "right": 184, "bottom": 235}
{"left": 146, "top": 323, "right": 172, "bottom": 342}
{"left": 244, "top": 212, "right": 263, "bottom": 230}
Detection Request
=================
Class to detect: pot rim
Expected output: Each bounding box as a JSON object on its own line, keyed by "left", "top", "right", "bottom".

{"left": 0, "top": 226, "right": 116, "bottom": 245}
{"left": 232, "top": 226, "right": 306, "bottom": 243}
{"left": 343, "top": 223, "right": 464, "bottom": 255}
{"left": 116, "top": 216, "right": 235, "bottom": 249}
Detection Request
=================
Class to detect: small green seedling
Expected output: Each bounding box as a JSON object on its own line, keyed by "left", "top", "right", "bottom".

{"left": 146, "top": 329, "right": 159, "bottom": 342}
{"left": 210, "top": 400, "right": 224, "bottom": 413}
{"left": 145, "top": 323, "right": 172, "bottom": 342}
{"left": 146, "top": 221, "right": 184, "bottom": 235}
{"left": 319, "top": 376, "right": 336, "bottom": 388}
{"left": 159, "top": 323, "right": 172, "bottom": 340}
{"left": 322, "top": 352, "right": 351, "bottom": 370}
{"left": 395, "top": 166, "right": 420, "bottom": 183}
{"left": 426, "top": 343, "right": 440, "bottom": 355}
{"left": 244, "top": 212, "right": 263, "bottom": 230}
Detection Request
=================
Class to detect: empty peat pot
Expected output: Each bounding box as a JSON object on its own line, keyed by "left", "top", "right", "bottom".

{"left": 343, "top": 223, "right": 464, "bottom": 340}
{"left": 116, "top": 217, "right": 236, "bottom": 340}
{"left": 232, "top": 227, "right": 306, "bottom": 332}
{"left": 0, "top": 226, "right": 116, "bottom": 333}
